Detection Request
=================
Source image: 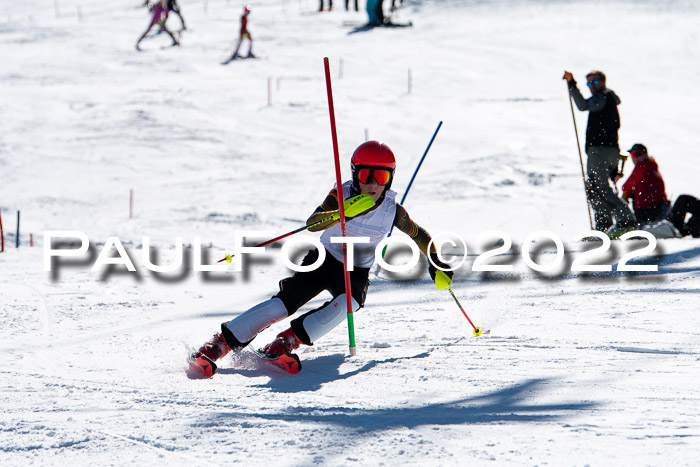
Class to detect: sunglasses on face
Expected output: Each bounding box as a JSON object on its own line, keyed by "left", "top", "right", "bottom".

{"left": 586, "top": 79, "right": 601, "bottom": 87}
{"left": 357, "top": 167, "right": 392, "bottom": 186}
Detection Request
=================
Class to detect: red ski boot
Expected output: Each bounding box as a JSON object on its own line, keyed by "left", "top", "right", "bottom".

{"left": 253, "top": 327, "right": 302, "bottom": 374}
{"left": 194, "top": 332, "right": 231, "bottom": 361}
{"left": 188, "top": 332, "right": 232, "bottom": 378}
{"left": 262, "top": 327, "right": 301, "bottom": 358}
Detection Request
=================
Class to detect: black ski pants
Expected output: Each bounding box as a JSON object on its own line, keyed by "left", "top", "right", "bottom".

{"left": 670, "top": 194, "right": 700, "bottom": 237}
{"left": 274, "top": 248, "right": 370, "bottom": 336}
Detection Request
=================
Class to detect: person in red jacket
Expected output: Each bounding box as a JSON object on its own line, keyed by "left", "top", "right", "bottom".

{"left": 621, "top": 143, "right": 670, "bottom": 223}
{"left": 223, "top": 5, "right": 254, "bottom": 63}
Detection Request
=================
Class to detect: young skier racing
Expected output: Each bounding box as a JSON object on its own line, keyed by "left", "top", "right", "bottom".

{"left": 189, "top": 141, "right": 453, "bottom": 376}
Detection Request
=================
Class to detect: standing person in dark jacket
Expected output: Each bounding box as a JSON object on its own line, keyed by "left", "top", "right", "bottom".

{"left": 563, "top": 70, "right": 636, "bottom": 236}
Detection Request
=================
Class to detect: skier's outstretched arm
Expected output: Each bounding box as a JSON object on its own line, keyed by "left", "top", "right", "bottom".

{"left": 393, "top": 203, "right": 454, "bottom": 285}
{"left": 306, "top": 189, "right": 375, "bottom": 232}
{"left": 306, "top": 188, "right": 340, "bottom": 231}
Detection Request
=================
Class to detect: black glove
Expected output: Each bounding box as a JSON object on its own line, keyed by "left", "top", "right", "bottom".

{"left": 428, "top": 252, "right": 454, "bottom": 286}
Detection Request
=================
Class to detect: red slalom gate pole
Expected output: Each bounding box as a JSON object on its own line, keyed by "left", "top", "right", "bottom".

{"left": 324, "top": 57, "right": 357, "bottom": 356}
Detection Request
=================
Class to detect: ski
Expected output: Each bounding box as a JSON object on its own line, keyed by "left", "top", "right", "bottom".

{"left": 221, "top": 55, "right": 263, "bottom": 65}
{"left": 187, "top": 353, "right": 217, "bottom": 379}
{"left": 250, "top": 348, "right": 302, "bottom": 374}
{"left": 187, "top": 347, "right": 301, "bottom": 377}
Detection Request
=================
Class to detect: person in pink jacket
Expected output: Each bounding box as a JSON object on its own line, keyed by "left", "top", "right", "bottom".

{"left": 135, "top": 0, "right": 179, "bottom": 51}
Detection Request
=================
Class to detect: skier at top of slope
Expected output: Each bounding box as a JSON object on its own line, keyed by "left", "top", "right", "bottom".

{"left": 135, "top": 0, "right": 179, "bottom": 51}
{"left": 191, "top": 141, "right": 453, "bottom": 373}
{"left": 222, "top": 5, "right": 254, "bottom": 63}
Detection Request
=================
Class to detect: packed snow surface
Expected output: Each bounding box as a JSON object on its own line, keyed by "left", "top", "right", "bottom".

{"left": 1, "top": 0, "right": 699, "bottom": 465}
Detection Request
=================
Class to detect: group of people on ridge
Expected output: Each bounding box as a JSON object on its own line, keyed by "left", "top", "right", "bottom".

{"left": 136, "top": 0, "right": 254, "bottom": 60}
{"left": 136, "top": 0, "right": 185, "bottom": 51}
{"left": 137, "top": 0, "right": 408, "bottom": 53}
{"left": 564, "top": 70, "right": 699, "bottom": 238}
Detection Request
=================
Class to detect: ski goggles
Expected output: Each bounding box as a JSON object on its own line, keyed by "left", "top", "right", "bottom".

{"left": 586, "top": 79, "right": 601, "bottom": 87}
{"left": 356, "top": 167, "right": 393, "bottom": 186}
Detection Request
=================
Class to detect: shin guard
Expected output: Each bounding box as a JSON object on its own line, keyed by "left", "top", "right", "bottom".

{"left": 221, "top": 298, "right": 289, "bottom": 349}
{"left": 293, "top": 294, "right": 360, "bottom": 345}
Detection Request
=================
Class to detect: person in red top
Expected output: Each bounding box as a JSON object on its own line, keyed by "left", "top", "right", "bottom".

{"left": 621, "top": 143, "right": 670, "bottom": 223}
{"left": 223, "top": 5, "right": 254, "bottom": 64}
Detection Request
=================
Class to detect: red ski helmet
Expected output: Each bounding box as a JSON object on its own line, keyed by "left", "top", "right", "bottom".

{"left": 351, "top": 141, "right": 396, "bottom": 170}
{"left": 351, "top": 141, "right": 396, "bottom": 194}
{"left": 243, "top": 5, "right": 251, "bottom": 14}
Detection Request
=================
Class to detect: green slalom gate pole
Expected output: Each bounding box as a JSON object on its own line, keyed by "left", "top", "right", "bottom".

{"left": 324, "top": 57, "right": 357, "bottom": 356}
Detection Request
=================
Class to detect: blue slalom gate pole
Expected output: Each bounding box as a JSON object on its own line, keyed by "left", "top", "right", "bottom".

{"left": 399, "top": 121, "right": 442, "bottom": 205}
{"left": 379, "top": 121, "right": 442, "bottom": 263}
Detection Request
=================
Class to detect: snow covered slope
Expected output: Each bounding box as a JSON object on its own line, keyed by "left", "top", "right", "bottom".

{"left": 1, "top": 0, "right": 699, "bottom": 465}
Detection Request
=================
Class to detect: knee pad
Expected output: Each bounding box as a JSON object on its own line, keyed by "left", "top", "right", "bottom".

{"left": 295, "top": 294, "right": 360, "bottom": 344}
{"left": 222, "top": 298, "right": 288, "bottom": 347}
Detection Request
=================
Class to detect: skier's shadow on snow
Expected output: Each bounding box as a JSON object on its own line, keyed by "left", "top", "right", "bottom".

{"left": 205, "top": 377, "right": 598, "bottom": 430}
{"left": 260, "top": 351, "right": 432, "bottom": 393}
{"left": 347, "top": 22, "right": 413, "bottom": 35}
{"left": 218, "top": 351, "right": 432, "bottom": 392}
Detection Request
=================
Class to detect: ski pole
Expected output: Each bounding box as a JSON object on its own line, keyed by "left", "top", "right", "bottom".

{"left": 400, "top": 121, "right": 442, "bottom": 206}
{"left": 379, "top": 120, "right": 442, "bottom": 261}
{"left": 567, "top": 85, "right": 595, "bottom": 230}
{"left": 217, "top": 194, "right": 374, "bottom": 263}
{"left": 446, "top": 287, "right": 483, "bottom": 336}
{"left": 324, "top": 56, "right": 357, "bottom": 356}
{"left": 435, "top": 270, "right": 482, "bottom": 336}
{"left": 218, "top": 222, "right": 319, "bottom": 263}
